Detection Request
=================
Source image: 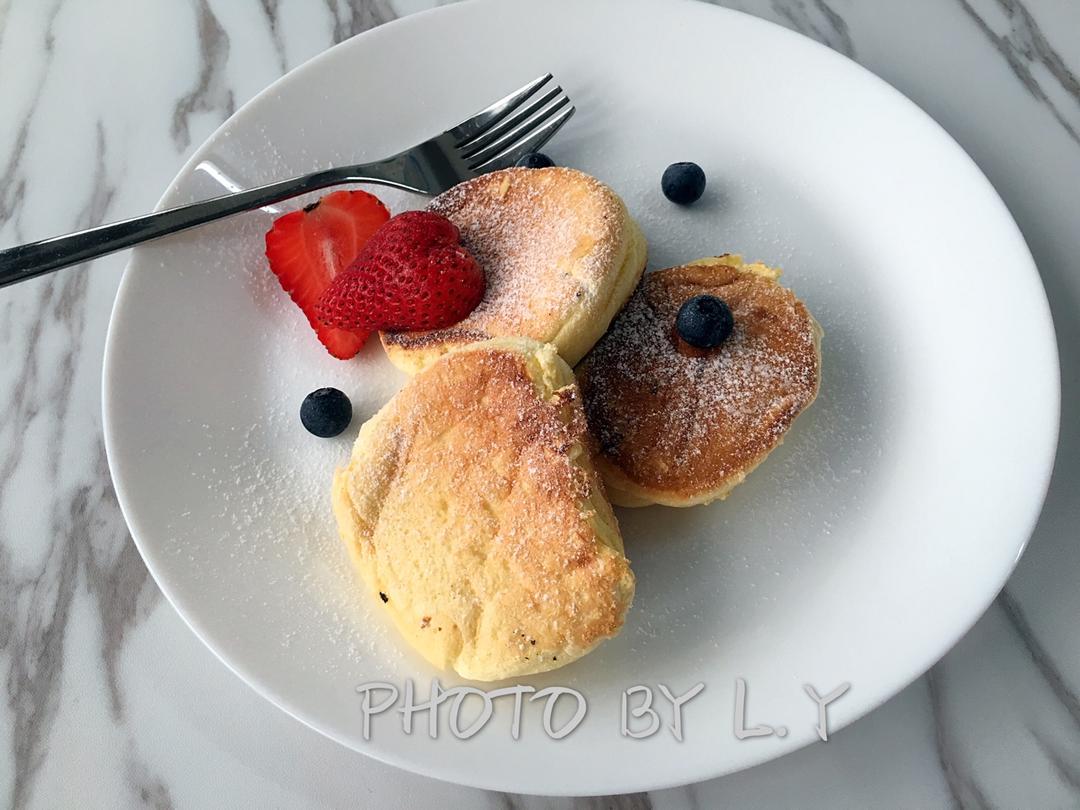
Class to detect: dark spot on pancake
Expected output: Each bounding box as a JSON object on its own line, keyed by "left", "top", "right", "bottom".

{"left": 599, "top": 429, "right": 623, "bottom": 454}
{"left": 379, "top": 592, "right": 389, "bottom": 603}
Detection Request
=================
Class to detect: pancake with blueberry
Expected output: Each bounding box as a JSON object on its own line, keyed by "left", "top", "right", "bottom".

{"left": 577, "top": 256, "right": 822, "bottom": 508}
{"left": 380, "top": 167, "right": 647, "bottom": 374}
{"left": 331, "top": 337, "right": 635, "bottom": 680}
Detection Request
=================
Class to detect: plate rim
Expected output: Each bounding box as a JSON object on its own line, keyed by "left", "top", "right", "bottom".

{"left": 102, "top": 0, "right": 1062, "bottom": 795}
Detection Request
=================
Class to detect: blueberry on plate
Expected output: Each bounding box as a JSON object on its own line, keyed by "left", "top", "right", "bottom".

{"left": 515, "top": 151, "right": 555, "bottom": 169}
{"left": 676, "top": 295, "right": 734, "bottom": 349}
{"left": 300, "top": 387, "right": 352, "bottom": 437}
{"left": 661, "top": 161, "right": 706, "bottom": 205}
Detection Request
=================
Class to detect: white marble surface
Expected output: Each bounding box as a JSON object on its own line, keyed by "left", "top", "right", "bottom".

{"left": 0, "top": 0, "right": 1077, "bottom": 807}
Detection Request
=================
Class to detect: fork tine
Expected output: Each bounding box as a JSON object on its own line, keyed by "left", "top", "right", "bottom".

{"left": 470, "top": 105, "right": 576, "bottom": 173}
{"left": 464, "top": 97, "right": 572, "bottom": 171}
{"left": 458, "top": 86, "right": 564, "bottom": 157}
{"left": 468, "top": 104, "right": 578, "bottom": 174}
{"left": 445, "top": 73, "right": 552, "bottom": 146}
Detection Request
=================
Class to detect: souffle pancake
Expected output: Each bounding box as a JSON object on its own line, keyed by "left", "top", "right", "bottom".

{"left": 331, "top": 338, "right": 635, "bottom": 680}
{"left": 380, "top": 167, "right": 647, "bottom": 374}
{"left": 577, "top": 256, "right": 822, "bottom": 507}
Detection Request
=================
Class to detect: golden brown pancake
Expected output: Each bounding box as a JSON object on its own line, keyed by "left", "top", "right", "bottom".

{"left": 577, "top": 257, "right": 822, "bottom": 508}
{"left": 380, "top": 167, "right": 647, "bottom": 374}
{"left": 331, "top": 337, "right": 635, "bottom": 680}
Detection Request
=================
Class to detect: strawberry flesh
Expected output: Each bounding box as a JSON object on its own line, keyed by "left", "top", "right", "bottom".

{"left": 263, "top": 190, "right": 389, "bottom": 359}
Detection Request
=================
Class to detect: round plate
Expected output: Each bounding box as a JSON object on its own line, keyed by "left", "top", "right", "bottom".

{"left": 103, "top": 0, "right": 1059, "bottom": 795}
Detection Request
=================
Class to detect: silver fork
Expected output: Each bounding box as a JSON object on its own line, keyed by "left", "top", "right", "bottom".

{"left": 0, "top": 74, "right": 574, "bottom": 289}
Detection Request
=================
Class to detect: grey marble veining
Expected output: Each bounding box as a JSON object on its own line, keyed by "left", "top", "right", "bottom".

{"left": 997, "top": 588, "right": 1080, "bottom": 730}
{"left": 0, "top": 0, "right": 1077, "bottom": 808}
{"left": 958, "top": 0, "right": 1080, "bottom": 144}
{"left": 767, "top": 0, "right": 855, "bottom": 57}
{"left": 324, "top": 0, "right": 398, "bottom": 42}
{"left": 927, "top": 669, "right": 991, "bottom": 810}
{"left": 172, "top": 0, "right": 236, "bottom": 152}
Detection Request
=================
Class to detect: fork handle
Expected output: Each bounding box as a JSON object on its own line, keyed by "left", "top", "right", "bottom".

{"left": 0, "top": 164, "right": 403, "bottom": 289}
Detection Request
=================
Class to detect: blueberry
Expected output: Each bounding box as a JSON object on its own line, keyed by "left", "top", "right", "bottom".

{"left": 300, "top": 387, "right": 352, "bottom": 438}
{"left": 676, "top": 295, "right": 734, "bottom": 349}
{"left": 515, "top": 151, "right": 555, "bottom": 169}
{"left": 661, "top": 162, "right": 706, "bottom": 205}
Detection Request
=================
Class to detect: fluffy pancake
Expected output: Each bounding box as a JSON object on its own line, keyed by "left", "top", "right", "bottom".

{"left": 380, "top": 167, "right": 647, "bottom": 374}
{"left": 331, "top": 337, "right": 635, "bottom": 680}
{"left": 577, "top": 257, "right": 822, "bottom": 508}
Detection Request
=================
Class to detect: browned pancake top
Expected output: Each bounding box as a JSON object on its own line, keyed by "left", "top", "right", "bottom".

{"left": 577, "top": 263, "right": 821, "bottom": 501}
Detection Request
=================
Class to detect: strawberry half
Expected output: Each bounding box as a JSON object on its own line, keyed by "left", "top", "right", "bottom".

{"left": 264, "top": 190, "right": 390, "bottom": 359}
{"left": 315, "top": 211, "right": 485, "bottom": 335}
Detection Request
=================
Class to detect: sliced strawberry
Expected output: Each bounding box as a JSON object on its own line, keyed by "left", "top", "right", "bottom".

{"left": 315, "top": 211, "right": 485, "bottom": 336}
{"left": 264, "top": 190, "right": 390, "bottom": 359}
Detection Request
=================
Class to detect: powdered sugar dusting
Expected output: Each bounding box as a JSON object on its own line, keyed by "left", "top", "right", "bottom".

{"left": 156, "top": 215, "right": 413, "bottom": 676}
{"left": 421, "top": 167, "right": 625, "bottom": 341}
{"left": 167, "top": 398, "right": 406, "bottom": 675}
{"left": 579, "top": 261, "right": 821, "bottom": 499}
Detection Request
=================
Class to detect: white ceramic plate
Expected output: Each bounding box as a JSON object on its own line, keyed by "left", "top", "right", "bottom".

{"left": 103, "top": 0, "right": 1060, "bottom": 795}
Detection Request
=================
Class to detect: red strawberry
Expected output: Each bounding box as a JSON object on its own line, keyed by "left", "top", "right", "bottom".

{"left": 315, "top": 211, "right": 485, "bottom": 334}
{"left": 264, "top": 190, "right": 390, "bottom": 359}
